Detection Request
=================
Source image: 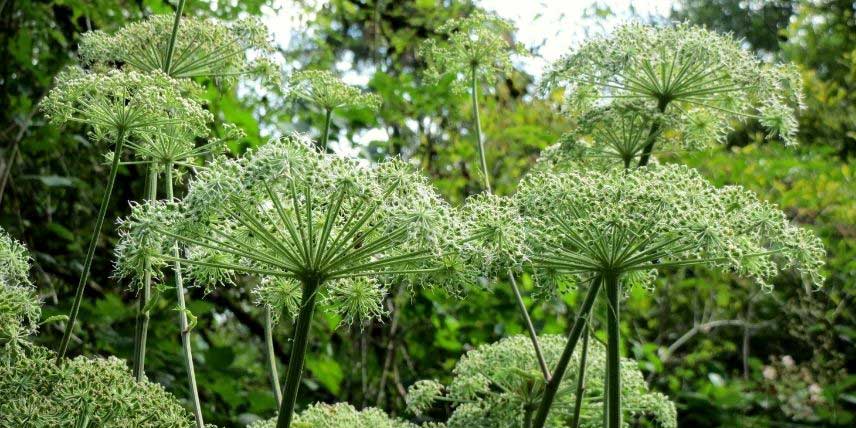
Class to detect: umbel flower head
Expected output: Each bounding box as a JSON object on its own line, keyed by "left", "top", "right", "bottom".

{"left": 459, "top": 193, "right": 529, "bottom": 279}
{"left": 286, "top": 70, "right": 382, "bottom": 113}
{"left": 405, "top": 334, "right": 677, "bottom": 428}
{"left": 516, "top": 164, "right": 825, "bottom": 292}
{"left": 537, "top": 102, "right": 668, "bottom": 170}
{"left": 116, "top": 134, "right": 467, "bottom": 321}
{"left": 541, "top": 22, "right": 803, "bottom": 150}
{"left": 41, "top": 68, "right": 212, "bottom": 142}
{"left": 419, "top": 10, "right": 526, "bottom": 92}
{"left": 249, "top": 402, "right": 419, "bottom": 428}
{"left": 79, "top": 14, "right": 278, "bottom": 84}
{"left": 121, "top": 122, "right": 243, "bottom": 168}
{"left": 0, "top": 345, "right": 193, "bottom": 428}
{"left": 0, "top": 228, "right": 40, "bottom": 344}
{"left": 253, "top": 276, "right": 387, "bottom": 328}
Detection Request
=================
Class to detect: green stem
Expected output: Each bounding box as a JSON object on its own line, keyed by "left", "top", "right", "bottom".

{"left": 531, "top": 276, "right": 602, "bottom": 428}
{"left": 133, "top": 164, "right": 158, "bottom": 380}
{"left": 162, "top": 0, "right": 186, "bottom": 75}
{"left": 470, "top": 61, "right": 547, "bottom": 383}
{"left": 166, "top": 163, "right": 205, "bottom": 428}
{"left": 470, "top": 64, "right": 491, "bottom": 193}
{"left": 636, "top": 98, "right": 669, "bottom": 167}
{"left": 509, "top": 270, "right": 551, "bottom": 381}
{"left": 265, "top": 306, "right": 283, "bottom": 406}
{"left": 276, "top": 277, "right": 321, "bottom": 428}
{"left": 523, "top": 406, "right": 534, "bottom": 428}
{"left": 571, "top": 319, "right": 590, "bottom": 428}
{"left": 57, "top": 128, "right": 126, "bottom": 362}
{"left": 321, "top": 109, "right": 333, "bottom": 151}
{"left": 605, "top": 271, "right": 621, "bottom": 428}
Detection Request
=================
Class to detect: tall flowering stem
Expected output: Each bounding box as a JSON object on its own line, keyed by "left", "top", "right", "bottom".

{"left": 41, "top": 68, "right": 211, "bottom": 361}
{"left": 420, "top": 11, "right": 550, "bottom": 380}
{"left": 56, "top": 128, "right": 124, "bottom": 361}
{"left": 132, "top": 164, "right": 158, "bottom": 380}
{"left": 165, "top": 162, "right": 205, "bottom": 428}
{"left": 521, "top": 165, "right": 824, "bottom": 428}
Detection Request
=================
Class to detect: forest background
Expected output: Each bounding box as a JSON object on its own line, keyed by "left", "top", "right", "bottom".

{"left": 0, "top": 0, "right": 853, "bottom": 426}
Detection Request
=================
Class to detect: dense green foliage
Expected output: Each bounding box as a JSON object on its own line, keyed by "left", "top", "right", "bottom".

{"left": 0, "top": 0, "right": 853, "bottom": 427}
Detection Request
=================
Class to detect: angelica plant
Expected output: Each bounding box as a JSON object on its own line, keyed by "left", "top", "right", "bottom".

{"left": 541, "top": 23, "right": 803, "bottom": 167}
{"left": 518, "top": 164, "right": 824, "bottom": 427}
{"left": 116, "top": 134, "right": 469, "bottom": 427}
{"left": 285, "top": 70, "right": 382, "bottom": 151}
{"left": 406, "top": 335, "right": 676, "bottom": 428}
{"left": 419, "top": 10, "right": 525, "bottom": 192}
{"left": 421, "top": 11, "right": 553, "bottom": 383}
{"left": 40, "top": 67, "right": 211, "bottom": 364}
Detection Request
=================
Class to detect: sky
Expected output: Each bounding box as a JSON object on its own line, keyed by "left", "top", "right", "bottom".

{"left": 263, "top": 0, "right": 675, "bottom": 78}
{"left": 258, "top": 0, "right": 674, "bottom": 153}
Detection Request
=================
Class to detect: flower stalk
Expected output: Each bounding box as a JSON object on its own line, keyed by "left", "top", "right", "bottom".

{"left": 166, "top": 162, "right": 205, "bottom": 428}
{"left": 276, "top": 277, "right": 321, "bottom": 428}
{"left": 604, "top": 271, "right": 621, "bottom": 428}
{"left": 132, "top": 164, "right": 158, "bottom": 380}
{"left": 531, "top": 275, "right": 602, "bottom": 428}
{"left": 264, "top": 306, "right": 282, "bottom": 406}
{"left": 57, "top": 127, "right": 126, "bottom": 362}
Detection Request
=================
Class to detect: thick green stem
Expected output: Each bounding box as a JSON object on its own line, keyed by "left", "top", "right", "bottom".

{"left": 637, "top": 99, "right": 669, "bottom": 167}
{"left": 276, "top": 278, "right": 321, "bottom": 428}
{"left": 523, "top": 406, "right": 534, "bottom": 428}
{"left": 166, "top": 163, "right": 205, "bottom": 428}
{"left": 605, "top": 272, "right": 621, "bottom": 428}
{"left": 321, "top": 109, "right": 333, "bottom": 151}
{"left": 571, "top": 319, "right": 591, "bottom": 428}
{"left": 265, "top": 306, "right": 283, "bottom": 406}
{"left": 470, "top": 64, "right": 491, "bottom": 193}
{"left": 133, "top": 164, "right": 158, "bottom": 380}
{"left": 531, "top": 276, "right": 602, "bottom": 428}
{"left": 57, "top": 128, "right": 126, "bottom": 362}
{"left": 162, "top": 0, "right": 186, "bottom": 75}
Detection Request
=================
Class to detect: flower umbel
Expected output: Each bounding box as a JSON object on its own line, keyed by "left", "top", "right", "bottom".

{"left": 419, "top": 10, "right": 526, "bottom": 92}
{"left": 517, "top": 164, "right": 825, "bottom": 291}
{"left": 80, "top": 14, "right": 278, "bottom": 84}
{"left": 541, "top": 23, "right": 804, "bottom": 150}
{"left": 406, "top": 335, "right": 677, "bottom": 428}
{"left": 286, "top": 70, "right": 382, "bottom": 112}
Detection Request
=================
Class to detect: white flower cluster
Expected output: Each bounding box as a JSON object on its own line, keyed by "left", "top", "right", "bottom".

{"left": 419, "top": 11, "right": 526, "bottom": 92}
{"left": 286, "top": 70, "right": 382, "bottom": 112}
{"left": 517, "top": 164, "right": 826, "bottom": 291}
{"left": 41, "top": 67, "right": 212, "bottom": 144}
{"left": 80, "top": 14, "right": 278, "bottom": 84}
{"left": 541, "top": 22, "right": 804, "bottom": 162}
{"left": 249, "top": 402, "right": 419, "bottom": 428}
{"left": 405, "top": 334, "right": 677, "bottom": 428}
{"left": 0, "top": 228, "right": 39, "bottom": 344}
{"left": 115, "top": 134, "right": 472, "bottom": 325}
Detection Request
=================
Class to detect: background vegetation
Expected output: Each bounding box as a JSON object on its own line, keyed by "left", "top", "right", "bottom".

{"left": 1, "top": 0, "right": 853, "bottom": 426}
